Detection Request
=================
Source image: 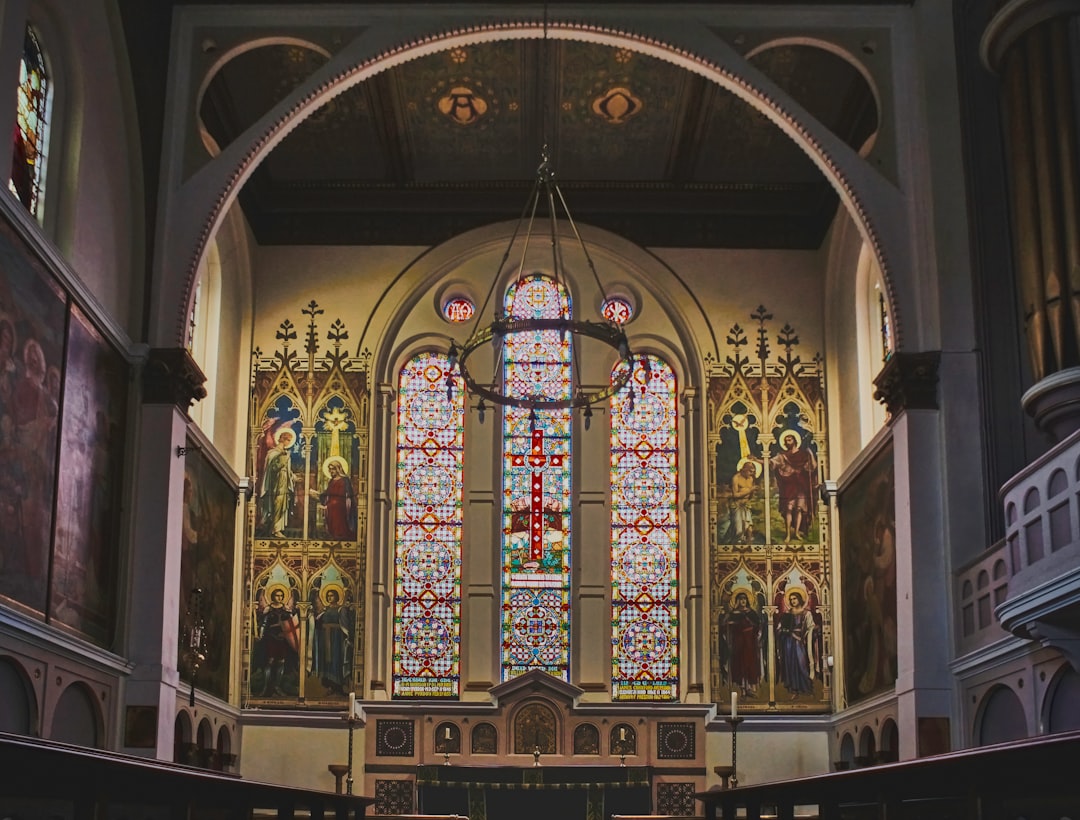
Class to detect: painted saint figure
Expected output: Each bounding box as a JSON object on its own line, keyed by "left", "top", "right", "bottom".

{"left": 726, "top": 458, "right": 762, "bottom": 543}
{"left": 254, "top": 586, "right": 300, "bottom": 697}
{"left": 309, "top": 585, "right": 352, "bottom": 695}
{"left": 725, "top": 590, "right": 762, "bottom": 697}
{"left": 309, "top": 455, "right": 356, "bottom": 540}
{"left": 770, "top": 430, "right": 818, "bottom": 541}
{"left": 776, "top": 589, "right": 815, "bottom": 699}
{"left": 259, "top": 427, "right": 296, "bottom": 538}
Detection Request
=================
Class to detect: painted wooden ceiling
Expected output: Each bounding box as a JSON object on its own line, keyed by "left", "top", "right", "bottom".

{"left": 117, "top": 0, "right": 901, "bottom": 250}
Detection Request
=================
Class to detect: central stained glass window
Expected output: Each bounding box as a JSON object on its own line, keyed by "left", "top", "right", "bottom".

{"left": 501, "top": 273, "right": 572, "bottom": 681}
{"left": 611, "top": 354, "right": 679, "bottom": 700}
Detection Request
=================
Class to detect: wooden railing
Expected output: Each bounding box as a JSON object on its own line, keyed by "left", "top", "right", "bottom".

{"left": 0, "top": 731, "right": 374, "bottom": 819}
{"left": 696, "top": 730, "right": 1080, "bottom": 820}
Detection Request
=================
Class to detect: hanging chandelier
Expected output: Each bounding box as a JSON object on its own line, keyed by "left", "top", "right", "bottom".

{"left": 447, "top": 146, "right": 635, "bottom": 422}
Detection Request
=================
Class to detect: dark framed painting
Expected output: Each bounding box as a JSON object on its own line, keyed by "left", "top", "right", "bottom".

{"left": 178, "top": 444, "right": 237, "bottom": 701}
{"left": 839, "top": 441, "right": 897, "bottom": 704}
{"left": 51, "top": 303, "right": 129, "bottom": 645}
{"left": 0, "top": 216, "right": 67, "bottom": 615}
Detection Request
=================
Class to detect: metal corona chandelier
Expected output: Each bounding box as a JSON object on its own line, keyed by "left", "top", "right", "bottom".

{"left": 447, "top": 145, "right": 635, "bottom": 426}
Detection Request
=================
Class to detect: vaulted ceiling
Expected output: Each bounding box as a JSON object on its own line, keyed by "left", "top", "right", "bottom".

{"left": 121, "top": 3, "right": 886, "bottom": 250}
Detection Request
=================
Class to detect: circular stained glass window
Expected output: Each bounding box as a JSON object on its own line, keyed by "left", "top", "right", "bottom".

{"left": 602, "top": 296, "right": 634, "bottom": 324}
{"left": 443, "top": 297, "right": 475, "bottom": 323}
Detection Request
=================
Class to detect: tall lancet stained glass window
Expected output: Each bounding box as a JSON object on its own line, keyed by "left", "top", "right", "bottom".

{"left": 9, "top": 25, "right": 50, "bottom": 219}
{"left": 502, "top": 274, "right": 572, "bottom": 682}
{"left": 611, "top": 354, "right": 679, "bottom": 700}
{"left": 392, "top": 352, "right": 465, "bottom": 698}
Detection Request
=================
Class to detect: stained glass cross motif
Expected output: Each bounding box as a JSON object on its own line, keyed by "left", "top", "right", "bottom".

{"left": 510, "top": 427, "right": 566, "bottom": 561}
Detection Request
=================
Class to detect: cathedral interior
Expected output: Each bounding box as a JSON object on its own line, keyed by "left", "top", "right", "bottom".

{"left": 1, "top": 0, "right": 1080, "bottom": 815}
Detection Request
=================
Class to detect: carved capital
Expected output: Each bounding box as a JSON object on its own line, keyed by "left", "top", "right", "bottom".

{"left": 142, "top": 348, "right": 207, "bottom": 415}
{"left": 873, "top": 351, "right": 941, "bottom": 418}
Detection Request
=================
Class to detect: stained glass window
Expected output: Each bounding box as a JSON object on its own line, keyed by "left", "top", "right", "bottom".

{"left": 610, "top": 354, "right": 679, "bottom": 700}
{"left": 392, "top": 352, "right": 465, "bottom": 697}
{"left": 602, "top": 296, "right": 633, "bottom": 325}
{"left": 443, "top": 297, "right": 475, "bottom": 323}
{"left": 502, "top": 273, "right": 572, "bottom": 681}
{"left": 878, "top": 288, "right": 893, "bottom": 362}
{"left": 9, "top": 25, "right": 50, "bottom": 219}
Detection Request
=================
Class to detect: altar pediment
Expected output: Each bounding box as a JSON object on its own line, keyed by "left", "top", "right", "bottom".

{"left": 488, "top": 668, "right": 583, "bottom": 707}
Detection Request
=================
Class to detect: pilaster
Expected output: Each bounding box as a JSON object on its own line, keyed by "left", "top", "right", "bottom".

{"left": 122, "top": 349, "right": 205, "bottom": 760}
{"left": 875, "top": 351, "right": 952, "bottom": 757}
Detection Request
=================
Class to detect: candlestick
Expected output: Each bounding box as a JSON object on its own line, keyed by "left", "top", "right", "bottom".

{"left": 726, "top": 715, "right": 744, "bottom": 789}
{"left": 345, "top": 691, "right": 357, "bottom": 795}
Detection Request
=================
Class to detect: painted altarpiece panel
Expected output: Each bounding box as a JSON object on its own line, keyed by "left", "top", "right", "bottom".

{"left": 839, "top": 441, "right": 897, "bottom": 704}
{"left": 177, "top": 445, "right": 237, "bottom": 701}
{"left": 51, "top": 304, "right": 128, "bottom": 644}
{"left": 0, "top": 214, "right": 129, "bottom": 648}
{"left": 243, "top": 301, "right": 369, "bottom": 708}
{"left": 0, "top": 216, "right": 66, "bottom": 617}
{"left": 708, "top": 307, "right": 832, "bottom": 713}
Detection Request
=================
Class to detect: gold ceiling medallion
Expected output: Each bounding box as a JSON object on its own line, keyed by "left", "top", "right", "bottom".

{"left": 437, "top": 86, "right": 488, "bottom": 125}
{"left": 591, "top": 87, "right": 643, "bottom": 125}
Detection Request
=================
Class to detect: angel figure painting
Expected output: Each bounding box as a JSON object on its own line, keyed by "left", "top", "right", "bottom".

{"left": 251, "top": 581, "right": 301, "bottom": 699}
{"left": 307, "top": 577, "right": 354, "bottom": 698}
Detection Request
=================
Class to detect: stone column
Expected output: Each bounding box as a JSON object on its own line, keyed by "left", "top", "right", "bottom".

{"left": 873, "top": 352, "right": 953, "bottom": 758}
{"left": 983, "top": 2, "right": 1080, "bottom": 439}
{"left": 122, "top": 349, "right": 205, "bottom": 760}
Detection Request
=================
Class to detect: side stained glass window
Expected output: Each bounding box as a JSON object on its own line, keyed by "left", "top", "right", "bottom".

{"left": 610, "top": 354, "right": 679, "bottom": 700}
{"left": 9, "top": 25, "right": 51, "bottom": 220}
{"left": 502, "top": 273, "right": 572, "bottom": 682}
{"left": 392, "top": 352, "right": 465, "bottom": 698}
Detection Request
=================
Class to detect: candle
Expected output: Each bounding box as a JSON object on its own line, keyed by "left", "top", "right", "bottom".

{"left": 619, "top": 727, "right": 626, "bottom": 741}
{"left": 731, "top": 691, "right": 738, "bottom": 718}
{"left": 445, "top": 726, "right": 452, "bottom": 740}
{"left": 348, "top": 691, "right": 356, "bottom": 718}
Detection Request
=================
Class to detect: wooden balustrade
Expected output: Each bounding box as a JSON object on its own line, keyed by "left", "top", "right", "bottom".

{"left": 0, "top": 731, "right": 374, "bottom": 820}
{"left": 696, "top": 729, "right": 1080, "bottom": 820}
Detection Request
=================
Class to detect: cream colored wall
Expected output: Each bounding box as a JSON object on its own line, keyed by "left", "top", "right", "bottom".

{"left": 201, "top": 204, "right": 255, "bottom": 470}
{"left": 707, "top": 727, "right": 830, "bottom": 787}
{"left": 243, "top": 722, "right": 366, "bottom": 791}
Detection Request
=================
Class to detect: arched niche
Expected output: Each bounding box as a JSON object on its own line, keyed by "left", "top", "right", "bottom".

{"left": 49, "top": 682, "right": 101, "bottom": 748}
{"left": 0, "top": 656, "right": 37, "bottom": 736}
{"left": 976, "top": 684, "right": 1027, "bottom": 746}
{"left": 1044, "top": 664, "right": 1080, "bottom": 734}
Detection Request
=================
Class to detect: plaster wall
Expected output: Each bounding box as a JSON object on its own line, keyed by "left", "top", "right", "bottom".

{"left": 242, "top": 722, "right": 364, "bottom": 792}
{"left": 33, "top": 0, "right": 143, "bottom": 336}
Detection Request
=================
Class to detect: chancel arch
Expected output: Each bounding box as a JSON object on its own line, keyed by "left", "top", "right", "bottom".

{"left": 153, "top": 11, "right": 916, "bottom": 363}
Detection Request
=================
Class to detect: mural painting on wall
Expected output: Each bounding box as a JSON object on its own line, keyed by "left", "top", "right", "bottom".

{"left": 839, "top": 442, "right": 896, "bottom": 704}
{"left": 708, "top": 306, "right": 831, "bottom": 713}
{"left": 0, "top": 218, "right": 66, "bottom": 616}
{"left": 244, "top": 300, "right": 369, "bottom": 708}
{"left": 51, "top": 304, "right": 128, "bottom": 645}
{"left": 177, "top": 445, "right": 237, "bottom": 702}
